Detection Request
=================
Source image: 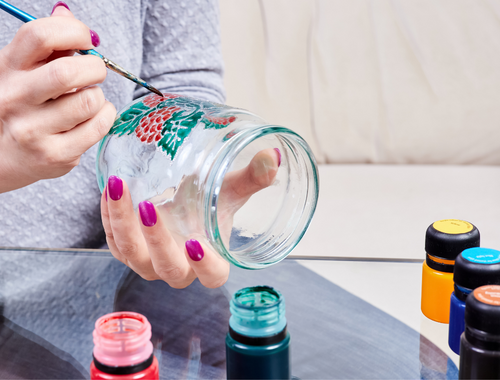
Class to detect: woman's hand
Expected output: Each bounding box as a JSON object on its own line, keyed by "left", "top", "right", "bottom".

{"left": 101, "top": 148, "right": 281, "bottom": 289}
{"left": 0, "top": 3, "right": 116, "bottom": 193}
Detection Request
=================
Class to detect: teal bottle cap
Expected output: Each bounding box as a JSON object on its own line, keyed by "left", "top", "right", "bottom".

{"left": 454, "top": 248, "right": 500, "bottom": 290}
{"left": 462, "top": 247, "right": 500, "bottom": 264}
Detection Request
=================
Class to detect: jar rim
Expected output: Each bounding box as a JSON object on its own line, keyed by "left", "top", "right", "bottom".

{"left": 204, "top": 125, "right": 319, "bottom": 269}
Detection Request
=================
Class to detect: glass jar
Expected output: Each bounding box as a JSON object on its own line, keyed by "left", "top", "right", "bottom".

{"left": 96, "top": 94, "right": 319, "bottom": 269}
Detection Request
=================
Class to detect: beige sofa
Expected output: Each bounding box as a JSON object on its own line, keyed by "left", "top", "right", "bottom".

{"left": 220, "top": 0, "right": 500, "bottom": 260}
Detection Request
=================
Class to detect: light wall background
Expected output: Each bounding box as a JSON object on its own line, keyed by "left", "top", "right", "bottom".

{"left": 220, "top": 0, "right": 500, "bottom": 165}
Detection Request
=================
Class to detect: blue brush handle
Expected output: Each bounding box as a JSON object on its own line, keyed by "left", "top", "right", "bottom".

{"left": 0, "top": 0, "right": 104, "bottom": 58}
{"left": 0, "top": 0, "right": 35, "bottom": 22}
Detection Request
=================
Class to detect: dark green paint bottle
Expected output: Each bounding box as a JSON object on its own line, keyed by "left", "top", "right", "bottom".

{"left": 226, "top": 286, "right": 290, "bottom": 380}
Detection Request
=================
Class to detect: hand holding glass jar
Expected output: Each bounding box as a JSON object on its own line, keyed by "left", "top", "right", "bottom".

{"left": 97, "top": 94, "right": 319, "bottom": 288}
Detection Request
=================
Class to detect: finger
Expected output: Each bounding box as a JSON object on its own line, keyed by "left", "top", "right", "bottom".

{"left": 5, "top": 16, "right": 99, "bottom": 70}
{"left": 101, "top": 185, "right": 129, "bottom": 266}
{"left": 45, "top": 5, "right": 77, "bottom": 63}
{"left": 185, "top": 239, "right": 230, "bottom": 289}
{"left": 106, "top": 176, "right": 159, "bottom": 280}
{"left": 220, "top": 148, "right": 281, "bottom": 208}
{"left": 54, "top": 99, "right": 115, "bottom": 158}
{"left": 26, "top": 54, "right": 106, "bottom": 104}
{"left": 51, "top": 2, "right": 74, "bottom": 18}
{"left": 34, "top": 85, "right": 105, "bottom": 134}
{"left": 138, "top": 201, "right": 195, "bottom": 288}
{"left": 45, "top": 49, "right": 77, "bottom": 63}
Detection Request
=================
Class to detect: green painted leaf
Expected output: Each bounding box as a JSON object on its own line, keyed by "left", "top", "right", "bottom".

{"left": 158, "top": 109, "right": 204, "bottom": 159}
{"left": 110, "top": 102, "right": 149, "bottom": 136}
{"left": 201, "top": 119, "right": 224, "bottom": 130}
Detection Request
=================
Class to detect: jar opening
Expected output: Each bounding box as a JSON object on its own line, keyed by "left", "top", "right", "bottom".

{"left": 206, "top": 126, "right": 319, "bottom": 269}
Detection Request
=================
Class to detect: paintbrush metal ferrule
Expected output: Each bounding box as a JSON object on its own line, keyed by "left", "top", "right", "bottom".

{"left": 101, "top": 56, "right": 163, "bottom": 97}
{"left": 78, "top": 49, "right": 162, "bottom": 97}
{"left": 77, "top": 48, "right": 162, "bottom": 97}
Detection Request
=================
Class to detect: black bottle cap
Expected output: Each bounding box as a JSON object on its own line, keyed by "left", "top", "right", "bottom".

{"left": 425, "top": 219, "right": 480, "bottom": 260}
{"left": 454, "top": 248, "right": 500, "bottom": 290}
{"left": 465, "top": 285, "right": 500, "bottom": 335}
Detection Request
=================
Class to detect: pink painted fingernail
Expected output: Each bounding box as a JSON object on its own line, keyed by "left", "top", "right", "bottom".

{"left": 139, "top": 201, "right": 157, "bottom": 227}
{"left": 51, "top": 1, "right": 70, "bottom": 14}
{"left": 108, "top": 176, "right": 123, "bottom": 201}
{"left": 274, "top": 148, "right": 282, "bottom": 167}
{"left": 186, "top": 239, "right": 204, "bottom": 262}
{"left": 104, "top": 186, "right": 107, "bottom": 202}
{"left": 90, "top": 29, "right": 100, "bottom": 47}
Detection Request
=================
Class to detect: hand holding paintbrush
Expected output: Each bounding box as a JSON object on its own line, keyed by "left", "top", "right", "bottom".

{"left": 0, "top": 3, "right": 118, "bottom": 193}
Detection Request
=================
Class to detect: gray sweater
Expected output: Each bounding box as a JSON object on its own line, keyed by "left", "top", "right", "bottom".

{"left": 0, "top": 0, "right": 225, "bottom": 248}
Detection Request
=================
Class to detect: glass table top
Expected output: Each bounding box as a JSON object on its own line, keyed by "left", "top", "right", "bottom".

{"left": 0, "top": 247, "right": 457, "bottom": 379}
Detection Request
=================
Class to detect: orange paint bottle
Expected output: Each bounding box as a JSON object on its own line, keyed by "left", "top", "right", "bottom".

{"left": 421, "top": 219, "right": 480, "bottom": 323}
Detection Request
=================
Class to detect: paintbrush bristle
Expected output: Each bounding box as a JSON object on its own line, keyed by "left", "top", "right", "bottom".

{"left": 148, "top": 86, "right": 163, "bottom": 97}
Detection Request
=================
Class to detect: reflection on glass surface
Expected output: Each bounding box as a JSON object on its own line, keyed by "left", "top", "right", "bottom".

{"left": 0, "top": 248, "right": 457, "bottom": 379}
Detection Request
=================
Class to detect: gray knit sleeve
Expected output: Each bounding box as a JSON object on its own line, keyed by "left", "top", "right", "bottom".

{"left": 133, "top": 0, "right": 226, "bottom": 103}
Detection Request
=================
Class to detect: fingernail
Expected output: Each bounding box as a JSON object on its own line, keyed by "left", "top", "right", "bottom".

{"left": 139, "top": 201, "right": 157, "bottom": 227}
{"left": 185, "top": 239, "right": 204, "bottom": 262}
{"left": 274, "top": 148, "right": 282, "bottom": 167}
{"left": 104, "top": 186, "right": 107, "bottom": 202}
{"left": 108, "top": 175, "right": 123, "bottom": 201}
{"left": 51, "top": 1, "right": 70, "bottom": 14}
{"left": 90, "top": 29, "right": 100, "bottom": 47}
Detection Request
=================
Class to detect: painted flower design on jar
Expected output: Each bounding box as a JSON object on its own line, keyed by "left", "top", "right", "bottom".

{"left": 109, "top": 94, "right": 237, "bottom": 160}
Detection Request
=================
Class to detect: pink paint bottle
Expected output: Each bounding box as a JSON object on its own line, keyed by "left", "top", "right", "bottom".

{"left": 90, "top": 312, "right": 159, "bottom": 380}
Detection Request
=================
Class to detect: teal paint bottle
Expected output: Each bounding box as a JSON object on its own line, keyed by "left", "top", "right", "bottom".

{"left": 226, "top": 286, "right": 290, "bottom": 380}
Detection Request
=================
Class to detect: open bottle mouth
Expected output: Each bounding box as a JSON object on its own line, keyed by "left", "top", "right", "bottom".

{"left": 229, "top": 286, "right": 287, "bottom": 339}
{"left": 93, "top": 312, "right": 153, "bottom": 367}
{"left": 206, "top": 125, "right": 319, "bottom": 270}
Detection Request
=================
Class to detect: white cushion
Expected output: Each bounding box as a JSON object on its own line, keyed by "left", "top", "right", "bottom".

{"left": 220, "top": 0, "right": 500, "bottom": 164}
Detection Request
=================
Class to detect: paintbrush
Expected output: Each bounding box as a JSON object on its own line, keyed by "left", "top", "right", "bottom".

{"left": 0, "top": 0, "right": 163, "bottom": 97}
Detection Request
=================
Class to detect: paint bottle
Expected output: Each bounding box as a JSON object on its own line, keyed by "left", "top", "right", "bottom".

{"left": 449, "top": 247, "right": 500, "bottom": 354}
{"left": 421, "top": 219, "right": 480, "bottom": 323}
{"left": 459, "top": 285, "right": 500, "bottom": 379}
{"left": 226, "top": 286, "right": 290, "bottom": 380}
{"left": 90, "top": 312, "right": 159, "bottom": 380}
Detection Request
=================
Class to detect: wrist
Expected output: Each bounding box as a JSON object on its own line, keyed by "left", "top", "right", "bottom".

{"left": 0, "top": 155, "right": 37, "bottom": 193}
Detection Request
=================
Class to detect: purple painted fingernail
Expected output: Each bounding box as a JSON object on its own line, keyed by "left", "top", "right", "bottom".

{"left": 90, "top": 29, "right": 100, "bottom": 47}
{"left": 139, "top": 201, "right": 157, "bottom": 227}
{"left": 185, "top": 239, "right": 204, "bottom": 262}
{"left": 108, "top": 176, "right": 123, "bottom": 201}
{"left": 51, "top": 1, "right": 70, "bottom": 14}
{"left": 274, "top": 148, "right": 282, "bottom": 167}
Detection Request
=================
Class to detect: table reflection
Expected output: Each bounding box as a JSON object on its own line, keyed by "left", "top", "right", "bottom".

{"left": 0, "top": 248, "right": 458, "bottom": 379}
